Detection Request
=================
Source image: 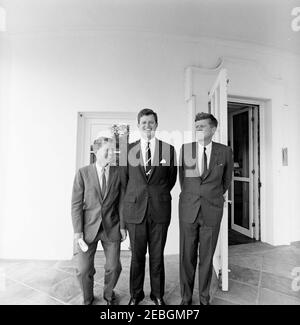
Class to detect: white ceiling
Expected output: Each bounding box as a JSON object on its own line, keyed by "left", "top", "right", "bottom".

{"left": 1, "top": 0, "right": 300, "bottom": 55}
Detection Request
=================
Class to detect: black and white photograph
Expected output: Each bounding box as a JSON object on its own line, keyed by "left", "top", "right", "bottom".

{"left": 0, "top": 0, "right": 300, "bottom": 309}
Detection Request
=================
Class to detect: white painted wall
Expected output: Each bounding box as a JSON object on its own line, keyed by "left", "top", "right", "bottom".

{"left": 0, "top": 29, "right": 299, "bottom": 259}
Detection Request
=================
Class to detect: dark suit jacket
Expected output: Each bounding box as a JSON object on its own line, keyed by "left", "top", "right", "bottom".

{"left": 120, "top": 139, "right": 177, "bottom": 224}
{"left": 179, "top": 141, "right": 233, "bottom": 227}
{"left": 71, "top": 164, "right": 124, "bottom": 244}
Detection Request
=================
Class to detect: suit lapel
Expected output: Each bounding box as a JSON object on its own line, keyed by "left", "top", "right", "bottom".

{"left": 91, "top": 164, "right": 103, "bottom": 204}
{"left": 137, "top": 141, "right": 148, "bottom": 183}
{"left": 148, "top": 138, "right": 160, "bottom": 182}
{"left": 202, "top": 142, "right": 218, "bottom": 180}
{"left": 103, "top": 166, "right": 117, "bottom": 201}
{"left": 193, "top": 142, "right": 201, "bottom": 177}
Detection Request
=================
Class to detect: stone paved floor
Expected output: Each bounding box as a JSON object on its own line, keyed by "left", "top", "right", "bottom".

{"left": 0, "top": 242, "right": 300, "bottom": 305}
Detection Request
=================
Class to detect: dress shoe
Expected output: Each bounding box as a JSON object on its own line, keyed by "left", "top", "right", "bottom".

{"left": 150, "top": 296, "right": 166, "bottom": 306}
{"left": 84, "top": 297, "right": 94, "bottom": 305}
{"left": 106, "top": 299, "right": 116, "bottom": 305}
{"left": 104, "top": 291, "right": 117, "bottom": 305}
{"left": 180, "top": 300, "right": 191, "bottom": 305}
{"left": 200, "top": 301, "right": 210, "bottom": 305}
{"left": 128, "top": 297, "right": 143, "bottom": 305}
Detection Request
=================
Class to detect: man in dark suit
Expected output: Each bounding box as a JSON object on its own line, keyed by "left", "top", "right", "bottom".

{"left": 71, "top": 137, "right": 126, "bottom": 305}
{"left": 120, "top": 108, "right": 177, "bottom": 305}
{"left": 179, "top": 112, "right": 233, "bottom": 305}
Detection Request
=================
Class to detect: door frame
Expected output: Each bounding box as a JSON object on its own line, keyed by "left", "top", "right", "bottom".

{"left": 76, "top": 111, "right": 137, "bottom": 170}
{"left": 75, "top": 111, "right": 137, "bottom": 251}
{"left": 228, "top": 107, "right": 254, "bottom": 238}
{"left": 228, "top": 96, "right": 264, "bottom": 241}
{"left": 208, "top": 68, "right": 229, "bottom": 291}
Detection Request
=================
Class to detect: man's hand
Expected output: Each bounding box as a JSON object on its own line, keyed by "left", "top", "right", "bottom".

{"left": 74, "top": 232, "right": 83, "bottom": 241}
{"left": 73, "top": 232, "right": 88, "bottom": 252}
{"left": 120, "top": 229, "right": 127, "bottom": 242}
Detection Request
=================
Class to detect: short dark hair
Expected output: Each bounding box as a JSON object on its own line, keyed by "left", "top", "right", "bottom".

{"left": 195, "top": 112, "right": 218, "bottom": 128}
{"left": 92, "top": 137, "right": 113, "bottom": 153}
{"left": 137, "top": 108, "right": 158, "bottom": 124}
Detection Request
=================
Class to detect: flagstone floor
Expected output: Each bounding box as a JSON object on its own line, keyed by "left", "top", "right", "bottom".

{"left": 1, "top": 242, "right": 300, "bottom": 305}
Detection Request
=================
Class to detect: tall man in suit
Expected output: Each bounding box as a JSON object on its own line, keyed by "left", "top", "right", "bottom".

{"left": 71, "top": 137, "right": 126, "bottom": 305}
{"left": 179, "top": 112, "right": 233, "bottom": 305}
{"left": 120, "top": 109, "right": 177, "bottom": 305}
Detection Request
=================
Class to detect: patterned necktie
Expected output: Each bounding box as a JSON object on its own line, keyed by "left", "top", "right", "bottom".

{"left": 145, "top": 141, "right": 152, "bottom": 179}
{"left": 100, "top": 167, "right": 107, "bottom": 198}
{"left": 202, "top": 147, "right": 208, "bottom": 176}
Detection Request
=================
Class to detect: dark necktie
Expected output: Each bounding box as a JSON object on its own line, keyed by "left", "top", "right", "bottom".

{"left": 145, "top": 141, "right": 152, "bottom": 179}
{"left": 100, "top": 167, "right": 107, "bottom": 198}
{"left": 202, "top": 147, "right": 208, "bottom": 176}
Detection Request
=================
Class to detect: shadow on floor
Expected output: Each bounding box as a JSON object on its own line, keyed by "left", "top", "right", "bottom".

{"left": 228, "top": 229, "right": 256, "bottom": 246}
{"left": 1, "top": 242, "right": 300, "bottom": 305}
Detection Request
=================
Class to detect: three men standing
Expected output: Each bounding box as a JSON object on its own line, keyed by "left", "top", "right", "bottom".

{"left": 179, "top": 112, "right": 233, "bottom": 305}
{"left": 71, "top": 110, "right": 233, "bottom": 305}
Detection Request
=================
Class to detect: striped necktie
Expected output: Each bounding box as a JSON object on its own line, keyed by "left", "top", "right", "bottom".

{"left": 100, "top": 166, "right": 107, "bottom": 198}
{"left": 145, "top": 141, "right": 152, "bottom": 179}
{"left": 201, "top": 147, "right": 208, "bottom": 176}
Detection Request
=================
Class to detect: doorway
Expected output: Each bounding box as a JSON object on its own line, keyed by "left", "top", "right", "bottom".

{"left": 227, "top": 101, "right": 260, "bottom": 245}
{"left": 76, "top": 111, "right": 138, "bottom": 251}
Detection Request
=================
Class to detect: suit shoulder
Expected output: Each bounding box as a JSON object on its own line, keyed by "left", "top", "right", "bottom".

{"left": 78, "top": 165, "right": 93, "bottom": 174}
{"left": 213, "top": 142, "right": 231, "bottom": 151}
{"left": 128, "top": 140, "right": 139, "bottom": 149}
{"left": 181, "top": 142, "right": 195, "bottom": 149}
{"left": 159, "top": 139, "right": 175, "bottom": 150}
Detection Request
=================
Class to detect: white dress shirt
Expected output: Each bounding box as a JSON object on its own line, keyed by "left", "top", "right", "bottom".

{"left": 95, "top": 163, "right": 110, "bottom": 191}
{"left": 197, "top": 141, "right": 212, "bottom": 175}
{"left": 140, "top": 137, "right": 156, "bottom": 170}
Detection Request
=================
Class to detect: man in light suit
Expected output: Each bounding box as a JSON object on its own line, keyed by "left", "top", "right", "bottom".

{"left": 71, "top": 137, "right": 126, "bottom": 305}
{"left": 120, "top": 108, "right": 177, "bottom": 305}
{"left": 179, "top": 112, "right": 233, "bottom": 305}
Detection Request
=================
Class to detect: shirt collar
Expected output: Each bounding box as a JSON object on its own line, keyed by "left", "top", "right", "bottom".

{"left": 140, "top": 137, "right": 156, "bottom": 147}
{"left": 198, "top": 141, "right": 212, "bottom": 151}
{"left": 96, "top": 162, "right": 110, "bottom": 172}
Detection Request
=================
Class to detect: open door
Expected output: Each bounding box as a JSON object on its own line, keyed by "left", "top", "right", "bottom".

{"left": 208, "top": 69, "right": 229, "bottom": 291}
{"left": 229, "top": 107, "right": 254, "bottom": 238}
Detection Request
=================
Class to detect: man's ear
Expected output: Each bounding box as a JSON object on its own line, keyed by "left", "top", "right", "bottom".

{"left": 211, "top": 127, "right": 217, "bottom": 135}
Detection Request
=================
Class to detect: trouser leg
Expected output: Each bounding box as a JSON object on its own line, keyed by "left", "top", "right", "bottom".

{"left": 198, "top": 223, "right": 220, "bottom": 305}
{"left": 75, "top": 240, "right": 98, "bottom": 305}
{"left": 101, "top": 239, "right": 122, "bottom": 301}
{"left": 126, "top": 220, "right": 147, "bottom": 300}
{"left": 148, "top": 219, "right": 169, "bottom": 299}
{"left": 179, "top": 220, "right": 200, "bottom": 303}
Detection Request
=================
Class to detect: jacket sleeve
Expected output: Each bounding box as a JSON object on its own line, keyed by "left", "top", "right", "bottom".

{"left": 222, "top": 147, "right": 234, "bottom": 194}
{"left": 168, "top": 145, "right": 178, "bottom": 191}
{"left": 71, "top": 169, "right": 85, "bottom": 233}
{"left": 118, "top": 160, "right": 129, "bottom": 229}
{"left": 179, "top": 145, "right": 184, "bottom": 191}
{"left": 117, "top": 169, "right": 126, "bottom": 230}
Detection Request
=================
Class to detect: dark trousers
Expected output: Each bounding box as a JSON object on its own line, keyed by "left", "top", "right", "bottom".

{"left": 74, "top": 224, "right": 122, "bottom": 305}
{"left": 179, "top": 209, "right": 220, "bottom": 305}
{"left": 126, "top": 212, "right": 169, "bottom": 300}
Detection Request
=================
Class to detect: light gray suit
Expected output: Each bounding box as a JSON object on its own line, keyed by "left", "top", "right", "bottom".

{"left": 71, "top": 164, "right": 123, "bottom": 304}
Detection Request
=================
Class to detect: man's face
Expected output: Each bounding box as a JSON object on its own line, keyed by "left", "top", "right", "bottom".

{"left": 195, "top": 119, "right": 216, "bottom": 142}
{"left": 95, "top": 141, "right": 114, "bottom": 165}
{"left": 138, "top": 114, "right": 157, "bottom": 140}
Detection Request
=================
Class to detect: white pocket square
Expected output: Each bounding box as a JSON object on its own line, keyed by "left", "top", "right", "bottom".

{"left": 160, "top": 159, "right": 167, "bottom": 164}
